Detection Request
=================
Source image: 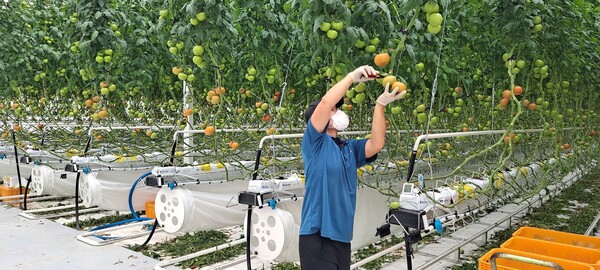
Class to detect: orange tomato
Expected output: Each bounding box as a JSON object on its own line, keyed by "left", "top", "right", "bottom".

{"left": 204, "top": 125, "right": 216, "bottom": 136}
{"left": 373, "top": 53, "right": 390, "bottom": 67}
{"left": 262, "top": 114, "right": 272, "bottom": 122}
{"left": 229, "top": 141, "right": 240, "bottom": 149}
{"left": 391, "top": 81, "right": 407, "bottom": 92}
{"left": 513, "top": 85, "right": 523, "bottom": 96}
{"left": 215, "top": 87, "right": 226, "bottom": 95}
{"left": 98, "top": 110, "right": 108, "bottom": 119}
{"left": 503, "top": 133, "right": 516, "bottom": 144}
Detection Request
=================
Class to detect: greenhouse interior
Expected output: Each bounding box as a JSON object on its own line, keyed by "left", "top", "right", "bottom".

{"left": 1, "top": 0, "right": 600, "bottom": 269}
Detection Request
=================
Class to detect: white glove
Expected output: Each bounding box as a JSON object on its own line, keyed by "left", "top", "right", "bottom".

{"left": 347, "top": 65, "right": 379, "bottom": 83}
{"left": 376, "top": 82, "right": 406, "bottom": 106}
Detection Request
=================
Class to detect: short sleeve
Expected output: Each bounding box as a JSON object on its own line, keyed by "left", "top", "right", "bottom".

{"left": 302, "top": 120, "right": 326, "bottom": 158}
{"left": 350, "top": 139, "right": 377, "bottom": 168}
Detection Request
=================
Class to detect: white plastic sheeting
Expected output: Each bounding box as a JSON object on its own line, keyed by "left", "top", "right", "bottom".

{"left": 0, "top": 158, "right": 34, "bottom": 180}
{"left": 30, "top": 165, "right": 77, "bottom": 196}
{"left": 243, "top": 186, "right": 402, "bottom": 262}
{"left": 80, "top": 170, "right": 158, "bottom": 211}
{"left": 154, "top": 180, "right": 249, "bottom": 233}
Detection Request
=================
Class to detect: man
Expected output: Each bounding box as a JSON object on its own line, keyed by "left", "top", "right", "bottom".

{"left": 300, "top": 65, "right": 406, "bottom": 269}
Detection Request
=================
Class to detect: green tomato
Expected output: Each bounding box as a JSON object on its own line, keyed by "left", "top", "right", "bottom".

{"left": 320, "top": 22, "right": 331, "bottom": 32}
{"left": 196, "top": 12, "right": 206, "bottom": 22}
{"left": 365, "top": 45, "right": 376, "bottom": 53}
{"left": 423, "top": 1, "right": 439, "bottom": 13}
{"left": 428, "top": 13, "right": 443, "bottom": 27}
{"left": 327, "top": 30, "right": 338, "bottom": 39}
{"left": 417, "top": 113, "right": 427, "bottom": 123}
{"left": 193, "top": 45, "right": 204, "bottom": 56}
{"left": 355, "top": 40, "right": 366, "bottom": 48}
{"left": 369, "top": 37, "right": 380, "bottom": 46}
{"left": 332, "top": 22, "right": 344, "bottom": 31}
{"left": 416, "top": 62, "right": 425, "bottom": 71}
{"left": 427, "top": 24, "right": 441, "bottom": 34}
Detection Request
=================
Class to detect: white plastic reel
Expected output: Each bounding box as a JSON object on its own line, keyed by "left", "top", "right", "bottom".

{"left": 245, "top": 207, "right": 296, "bottom": 261}
{"left": 79, "top": 172, "right": 102, "bottom": 208}
{"left": 30, "top": 165, "right": 54, "bottom": 195}
{"left": 154, "top": 187, "right": 189, "bottom": 233}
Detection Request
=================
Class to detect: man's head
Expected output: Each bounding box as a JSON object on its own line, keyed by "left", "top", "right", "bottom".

{"left": 304, "top": 98, "right": 344, "bottom": 123}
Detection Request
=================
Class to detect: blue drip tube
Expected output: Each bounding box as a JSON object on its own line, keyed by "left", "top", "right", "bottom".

{"left": 89, "top": 172, "right": 153, "bottom": 232}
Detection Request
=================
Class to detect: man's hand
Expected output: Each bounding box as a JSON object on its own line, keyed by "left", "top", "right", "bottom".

{"left": 347, "top": 65, "right": 379, "bottom": 83}
{"left": 376, "top": 82, "right": 406, "bottom": 106}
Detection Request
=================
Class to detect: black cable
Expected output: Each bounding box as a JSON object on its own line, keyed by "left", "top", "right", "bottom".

{"left": 11, "top": 130, "right": 24, "bottom": 209}
{"left": 137, "top": 219, "right": 159, "bottom": 250}
{"left": 246, "top": 205, "right": 252, "bottom": 270}
{"left": 252, "top": 149, "right": 262, "bottom": 180}
{"left": 23, "top": 176, "right": 31, "bottom": 210}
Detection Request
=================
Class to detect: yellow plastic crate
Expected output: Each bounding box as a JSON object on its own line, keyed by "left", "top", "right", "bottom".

{"left": 513, "top": 226, "right": 600, "bottom": 250}
{"left": 501, "top": 236, "right": 600, "bottom": 265}
{"left": 479, "top": 248, "right": 595, "bottom": 270}
{"left": 145, "top": 201, "right": 156, "bottom": 219}
{"left": 0, "top": 186, "right": 27, "bottom": 202}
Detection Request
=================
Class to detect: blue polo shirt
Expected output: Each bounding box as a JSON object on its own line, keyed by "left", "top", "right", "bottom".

{"left": 300, "top": 120, "right": 377, "bottom": 243}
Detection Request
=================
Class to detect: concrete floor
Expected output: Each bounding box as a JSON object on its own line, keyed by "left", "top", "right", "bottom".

{"left": 0, "top": 205, "right": 160, "bottom": 270}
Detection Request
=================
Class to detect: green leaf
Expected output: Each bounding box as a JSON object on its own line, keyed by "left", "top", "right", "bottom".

{"left": 406, "top": 44, "right": 416, "bottom": 59}
{"left": 312, "top": 16, "right": 325, "bottom": 33}
{"left": 91, "top": 30, "right": 99, "bottom": 41}
{"left": 399, "top": 0, "right": 421, "bottom": 11}
{"left": 575, "top": 0, "right": 584, "bottom": 7}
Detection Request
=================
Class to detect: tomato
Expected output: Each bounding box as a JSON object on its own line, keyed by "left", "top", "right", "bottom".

{"left": 204, "top": 126, "right": 215, "bottom": 136}
{"left": 326, "top": 30, "right": 338, "bottom": 39}
{"left": 427, "top": 13, "right": 443, "bottom": 27}
{"left": 374, "top": 53, "right": 390, "bottom": 67}
{"left": 513, "top": 85, "right": 523, "bottom": 96}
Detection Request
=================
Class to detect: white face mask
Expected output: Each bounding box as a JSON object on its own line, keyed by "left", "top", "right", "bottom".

{"left": 331, "top": 110, "right": 349, "bottom": 131}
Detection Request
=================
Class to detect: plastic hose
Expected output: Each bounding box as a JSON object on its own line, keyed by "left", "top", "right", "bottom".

{"left": 88, "top": 172, "right": 153, "bottom": 232}
{"left": 129, "top": 172, "right": 152, "bottom": 219}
